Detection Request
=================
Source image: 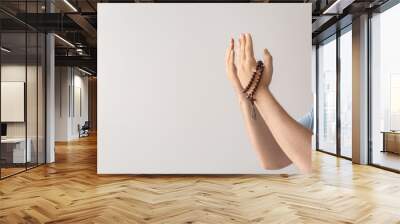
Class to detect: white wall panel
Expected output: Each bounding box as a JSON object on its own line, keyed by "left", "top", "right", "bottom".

{"left": 98, "top": 3, "right": 312, "bottom": 174}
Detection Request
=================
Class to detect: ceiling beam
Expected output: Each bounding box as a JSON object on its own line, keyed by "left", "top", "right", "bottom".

{"left": 67, "top": 13, "right": 97, "bottom": 42}
{"left": 55, "top": 55, "right": 96, "bottom": 70}
{"left": 322, "top": 0, "right": 356, "bottom": 14}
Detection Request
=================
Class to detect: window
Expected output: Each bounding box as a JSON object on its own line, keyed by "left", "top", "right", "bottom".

{"left": 316, "top": 25, "right": 353, "bottom": 159}
{"left": 370, "top": 3, "right": 400, "bottom": 171}
{"left": 339, "top": 28, "right": 352, "bottom": 158}
{"left": 317, "top": 36, "right": 337, "bottom": 154}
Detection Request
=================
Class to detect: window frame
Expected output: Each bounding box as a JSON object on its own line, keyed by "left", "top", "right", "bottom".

{"left": 367, "top": 0, "right": 400, "bottom": 173}
{"left": 315, "top": 24, "right": 353, "bottom": 161}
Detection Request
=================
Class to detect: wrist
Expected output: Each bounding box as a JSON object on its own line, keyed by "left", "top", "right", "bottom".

{"left": 237, "top": 92, "right": 248, "bottom": 104}
{"left": 254, "top": 85, "right": 269, "bottom": 99}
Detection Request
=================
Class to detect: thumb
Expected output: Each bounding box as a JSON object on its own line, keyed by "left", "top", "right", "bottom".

{"left": 263, "top": 48, "right": 273, "bottom": 68}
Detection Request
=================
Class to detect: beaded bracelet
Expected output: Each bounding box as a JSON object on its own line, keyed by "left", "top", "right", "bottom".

{"left": 242, "top": 60, "right": 265, "bottom": 119}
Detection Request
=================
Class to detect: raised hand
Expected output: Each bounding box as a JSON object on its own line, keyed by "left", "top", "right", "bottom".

{"left": 225, "top": 33, "right": 274, "bottom": 94}
{"left": 238, "top": 33, "right": 273, "bottom": 91}
{"left": 225, "top": 33, "right": 312, "bottom": 173}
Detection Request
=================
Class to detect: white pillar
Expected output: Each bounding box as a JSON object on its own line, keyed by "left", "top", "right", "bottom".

{"left": 46, "top": 32, "right": 55, "bottom": 163}
{"left": 352, "top": 14, "right": 369, "bottom": 164}
{"left": 55, "top": 67, "right": 75, "bottom": 141}
{"left": 45, "top": 0, "right": 56, "bottom": 163}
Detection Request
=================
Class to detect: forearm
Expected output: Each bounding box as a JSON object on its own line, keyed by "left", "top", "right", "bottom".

{"left": 237, "top": 94, "right": 292, "bottom": 170}
{"left": 254, "top": 89, "right": 312, "bottom": 173}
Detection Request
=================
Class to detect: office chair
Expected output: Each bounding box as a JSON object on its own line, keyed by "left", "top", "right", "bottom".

{"left": 79, "top": 121, "right": 90, "bottom": 138}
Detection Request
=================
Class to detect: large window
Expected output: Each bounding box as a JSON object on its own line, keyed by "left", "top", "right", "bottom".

{"left": 339, "top": 28, "right": 352, "bottom": 158}
{"left": 317, "top": 26, "right": 353, "bottom": 159}
{"left": 317, "top": 36, "right": 337, "bottom": 154}
{"left": 370, "top": 3, "right": 400, "bottom": 171}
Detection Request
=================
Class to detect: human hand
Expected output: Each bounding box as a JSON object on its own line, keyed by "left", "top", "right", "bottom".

{"left": 238, "top": 33, "right": 273, "bottom": 91}
{"left": 225, "top": 38, "right": 243, "bottom": 94}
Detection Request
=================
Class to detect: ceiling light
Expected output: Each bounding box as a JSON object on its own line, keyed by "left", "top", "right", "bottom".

{"left": 1, "top": 47, "right": 11, "bottom": 53}
{"left": 323, "top": 0, "right": 355, "bottom": 15}
{"left": 54, "top": 34, "right": 75, "bottom": 48}
{"left": 78, "top": 67, "right": 93, "bottom": 76}
{"left": 76, "top": 48, "right": 85, "bottom": 55}
{"left": 63, "top": 0, "right": 78, "bottom": 12}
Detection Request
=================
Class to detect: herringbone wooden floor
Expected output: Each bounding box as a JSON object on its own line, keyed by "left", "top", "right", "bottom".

{"left": 1, "top": 135, "right": 400, "bottom": 224}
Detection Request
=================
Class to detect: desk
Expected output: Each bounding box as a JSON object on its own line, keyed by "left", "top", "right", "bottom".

{"left": 1, "top": 138, "right": 32, "bottom": 163}
{"left": 382, "top": 131, "right": 400, "bottom": 154}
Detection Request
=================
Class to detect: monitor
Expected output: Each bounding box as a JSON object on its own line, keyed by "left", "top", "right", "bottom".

{"left": 1, "top": 123, "right": 7, "bottom": 137}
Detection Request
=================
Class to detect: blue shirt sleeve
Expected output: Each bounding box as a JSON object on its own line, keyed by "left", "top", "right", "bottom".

{"left": 298, "top": 107, "right": 314, "bottom": 133}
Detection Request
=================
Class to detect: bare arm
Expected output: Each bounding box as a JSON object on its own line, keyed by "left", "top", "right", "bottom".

{"left": 254, "top": 88, "right": 312, "bottom": 173}
{"left": 238, "top": 97, "right": 293, "bottom": 169}
{"left": 226, "top": 34, "right": 312, "bottom": 173}
{"left": 225, "top": 38, "right": 292, "bottom": 170}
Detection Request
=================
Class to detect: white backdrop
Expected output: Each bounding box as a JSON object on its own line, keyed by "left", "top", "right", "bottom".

{"left": 1, "top": 82, "right": 25, "bottom": 122}
{"left": 98, "top": 3, "right": 312, "bottom": 174}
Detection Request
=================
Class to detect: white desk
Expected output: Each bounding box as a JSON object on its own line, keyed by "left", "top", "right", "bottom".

{"left": 1, "top": 138, "right": 32, "bottom": 163}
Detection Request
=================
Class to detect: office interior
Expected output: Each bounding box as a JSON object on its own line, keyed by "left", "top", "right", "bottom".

{"left": 0, "top": 13, "right": 46, "bottom": 178}
{"left": 0, "top": 0, "right": 400, "bottom": 222}
{"left": 0, "top": 0, "right": 97, "bottom": 179}
{"left": 316, "top": 1, "right": 400, "bottom": 172}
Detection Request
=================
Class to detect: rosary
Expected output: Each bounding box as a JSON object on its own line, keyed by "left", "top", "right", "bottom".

{"left": 242, "top": 60, "right": 265, "bottom": 120}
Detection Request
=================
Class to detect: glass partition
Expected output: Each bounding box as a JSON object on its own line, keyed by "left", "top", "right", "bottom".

{"left": 27, "top": 0, "right": 37, "bottom": 170}
{"left": 317, "top": 36, "right": 337, "bottom": 154}
{"left": 38, "top": 32, "right": 45, "bottom": 165}
{"left": 0, "top": 31, "right": 28, "bottom": 177}
{"left": 27, "top": 31, "right": 38, "bottom": 169}
{"left": 0, "top": 1, "right": 46, "bottom": 179}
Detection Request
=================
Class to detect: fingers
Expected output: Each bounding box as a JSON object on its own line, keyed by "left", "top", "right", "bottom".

{"left": 239, "top": 34, "right": 246, "bottom": 63}
{"left": 230, "top": 39, "right": 236, "bottom": 66}
{"left": 263, "top": 48, "right": 273, "bottom": 64}
{"left": 226, "top": 38, "right": 243, "bottom": 92}
{"left": 225, "top": 43, "right": 230, "bottom": 66}
{"left": 238, "top": 36, "right": 242, "bottom": 64}
{"left": 230, "top": 46, "right": 243, "bottom": 92}
{"left": 226, "top": 38, "right": 235, "bottom": 67}
{"left": 225, "top": 38, "right": 233, "bottom": 66}
{"left": 245, "top": 33, "right": 254, "bottom": 59}
{"left": 263, "top": 48, "right": 273, "bottom": 67}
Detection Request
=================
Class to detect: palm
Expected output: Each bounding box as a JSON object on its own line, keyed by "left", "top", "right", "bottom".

{"left": 225, "top": 34, "right": 273, "bottom": 94}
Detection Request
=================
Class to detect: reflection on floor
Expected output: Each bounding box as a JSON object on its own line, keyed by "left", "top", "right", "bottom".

{"left": 0, "top": 162, "right": 41, "bottom": 178}
{"left": 373, "top": 150, "right": 400, "bottom": 171}
{"left": 1, "top": 135, "right": 400, "bottom": 223}
{"left": 341, "top": 147, "right": 352, "bottom": 158}
{"left": 0, "top": 167, "right": 25, "bottom": 178}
